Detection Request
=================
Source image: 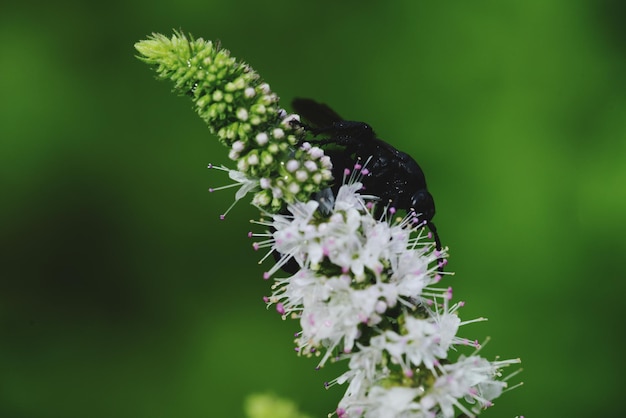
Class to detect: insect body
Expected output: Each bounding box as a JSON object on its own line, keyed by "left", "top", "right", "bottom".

{"left": 292, "top": 98, "right": 441, "bottom": 251}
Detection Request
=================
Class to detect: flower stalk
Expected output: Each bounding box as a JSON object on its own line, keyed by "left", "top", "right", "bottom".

{"left": 135, "top": 31, "right": 521, "bottom": 418}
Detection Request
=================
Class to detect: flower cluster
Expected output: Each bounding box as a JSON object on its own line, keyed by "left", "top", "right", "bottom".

{"left": 135, "top": 32, "right": 332, "bottom": 212}
{"left": 136, "top": 32, "right": 521, "bottom": 418}
{"left": 257, "top": 174, "right": 520, "bottom": 417}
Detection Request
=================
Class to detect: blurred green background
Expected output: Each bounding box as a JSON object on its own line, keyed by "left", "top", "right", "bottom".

{"left": 1, "top": 0, "right": 625, "bottom": 417}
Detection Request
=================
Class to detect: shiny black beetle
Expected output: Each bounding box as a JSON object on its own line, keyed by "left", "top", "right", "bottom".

{"left": 292, "top": 98, "right": 442, "bottom": 252}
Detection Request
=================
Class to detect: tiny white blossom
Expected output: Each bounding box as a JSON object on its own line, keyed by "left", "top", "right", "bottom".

{"left": 255, "top": 132, "right": 269, "bottom": 146}
{"left": 334, "top": 336, "right": 387, "bottom": 392}
{"left": 270, "top": 200, "right": 320, "bottom": 271}
{"left": 236, "top": 107, "right": 248, "bottom": 121}
{"left": 304, "top": 160, "right": 318, "bottom": 171}
{"left": 420, "top": 355, "right": 518, "bottom": 417}
{"left": 212, "top": 90, "right": 223, "bottom": 101}
{"left": 308, "top": 145, "right": 325, "bottom": 159}
{"left": 207, "top": 166, "right": 259, "bottom": 219}
{"left": 259, "top": 82, "right": 270, "bottom": 94}
{"left": 231, "top": 140, "right": 245, "bottom": 152}
{"left": 272, "top": 128, "right": 285, "bottom": 139}
{"left": 287, "top": 182, "right": 300, "bottom": 194}
{"left": 295, "top": 170, "right": 308, "bottom": 182}
{"left": 247, "top": 153, "right": 259, "bottom": 165}
{"left": 236, "top": 158, "right": 248, "bottom": 172}
{"left": 286, "top": 160, "right": 299, "bottom": 172}
{"left": 334, "top": 182, "right": 367, "bottom": 212}
{"left": 271, "top": 187, "right": 283, "bottom": 199}
{"left": 383, "top": 313, "right": 460, "bottom": 375}
{"left": 244, "top": 87, "right": 255, "bottom": 98}
{"left": 227, "top": 170, "right": 258, "bottom": 201}
{"left": 366, "top": 386, "right": 422, "bottom": 418}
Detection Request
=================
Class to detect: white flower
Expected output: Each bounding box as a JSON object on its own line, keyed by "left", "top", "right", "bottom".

{"left": 364, "top": 386, "right": 422, "bottom": 418}
{"left": 207, "top": 165, "right": 259, "bottom": 219}
{"left": 268, "top": 200, "right": 320, "bottom": 274}
{"left": 236, "top": 107, "right": 248, "bottom": 121}
{"left": 297, "top": 277, "right": 386, "bottom": 365}
{"left": 383, "top": 314, "right": 458, "bottom": 375}
{"left": 332, "top": 335, "right": 387, "bottom": 395}
{"left": 338, "top": 385, "right": 423, "bottom": 418}
{"left": 227, "top": 169, "right": 258, "bottom": 201}
{"left": 286, "top": 159, "right": 299, "bottom": 172}
{"left": 334, "top": 182, "right": 368, "bottom": 212}
{"left": 389, "top": 242, "right": 431, "bottom": 298}
{"left": 255, "top": 132, "right": 269, "bottom": 145}
{"left": 420, "top": 355, "right": 520, "bottom": 418}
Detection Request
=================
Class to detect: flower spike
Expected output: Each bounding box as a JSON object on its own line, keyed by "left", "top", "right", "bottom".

{"left": 136, "top": 31, "right": 522, "bottom": 418}
{"left": 135, "top": 32, "right": 332, "bottom": 212}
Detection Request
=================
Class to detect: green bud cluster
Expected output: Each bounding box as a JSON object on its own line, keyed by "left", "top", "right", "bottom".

{"left": 135, "top": 32, "right": 332, "bottom": 212}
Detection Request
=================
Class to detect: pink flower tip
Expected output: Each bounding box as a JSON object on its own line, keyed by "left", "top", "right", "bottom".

{"left": 263, "top": 272, "right": 270, "bottom": 280}
{"left": 276, "top": 303, "right": 285, "bottom": 315}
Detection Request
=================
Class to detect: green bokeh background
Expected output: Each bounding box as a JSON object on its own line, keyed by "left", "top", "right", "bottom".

{"left": 2, "top": 1, "right": 625, "bottom": 417}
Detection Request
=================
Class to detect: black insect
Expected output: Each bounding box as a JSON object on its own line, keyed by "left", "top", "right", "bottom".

{"left": 292, "top": 98, "right": 442, "bottom": 253}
